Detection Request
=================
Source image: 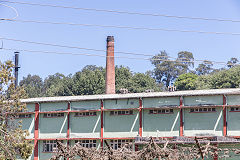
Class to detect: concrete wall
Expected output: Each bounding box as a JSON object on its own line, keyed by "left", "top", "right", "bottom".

{"left": 227, "top": 95, "right": 240, "bottom": 105}
{"left": 40, "top": 102, "right": 67, "bottom": 112}
{"left": 184, "top": 107, "right": 223, "bottom": 136}
{"left": 70, "top": 112, "right": 101, "bottom": 138}
{"left": 18, "top": 114, "right": 35, "bottom": 139}
{"left": 39, "top": 113, "right": 67, "bottom": 138}
{"left": 104, "top": 110, "right": 139, "bottom": 138}
{"left": 227, "top": 107, "right": 240, "bottom": 136}
{"left": 142, "top": 108, "right": 180, "bottom": 137}
{"left": 26, "top": 103, "right": 35, "bottom": 112}
{"left": 183, "top": 95, "right": 223, "bottom": 106}
{"left": 143, "top": 97, "right": 180, "bottom": 108}
{"left": 104, "top": 99, "right": 139, "bottom": 109}
{"left": 71, "top": 100, "right": 101, "bottom": 110}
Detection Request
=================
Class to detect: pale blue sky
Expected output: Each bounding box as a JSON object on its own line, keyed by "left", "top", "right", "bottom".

{"left": 0, "top": 0, "right": 240, "bottom": 81}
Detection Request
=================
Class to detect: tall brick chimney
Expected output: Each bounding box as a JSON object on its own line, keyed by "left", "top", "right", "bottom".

{"left": 105, "top": 36, "right": 115, "bottom": 94}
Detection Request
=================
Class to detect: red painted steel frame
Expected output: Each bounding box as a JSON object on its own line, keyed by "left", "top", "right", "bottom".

{"left": 223, "top": 95, "right": 227, "bottom": 136}
{"left": 34, "top": 103, "right": 39, "bottom": 160}
{"left": 101, "top": 100, "right": 104, "bottom": 147}
{"left": 139, "top": 98, "right": 143, "bottom": 137}
{"left": 67, "top": 102, "right": 70, "bottom": 139}
{"left": 180, "top": 97, "right": 184, "bottom": 137}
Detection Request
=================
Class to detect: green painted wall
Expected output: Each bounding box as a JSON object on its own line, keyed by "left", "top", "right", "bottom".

{"left": 227, "top": 108, "right": 240, "bottom": 136}
{"left": 184, "top": 108, "right": 223, "bottom": 136}
{"left": 184, "top": 96, "right": 223, "bottom": 106}
{"left": 70, "top": 112, "right": 101, "bottom": 138}
{"left": 104, "top": 110, "right": 139, "bottom": 137}
{"left": 143, "top": 97, "right": 180, "bottom": 108}
{"left": 104, "top": 99, "right": 139, "bottom": 109}
{"left": 142, "top": 109, "right": 180, "bottom": 137}
{"left": 71, "top": 100, "right": 101, "bottom": 110}
{"left": 39, "top": 113, "right": 67, "bottom": 138}
{"left": 17, "top": 115, "right": 35, "bottom": 139}
{"left": 40, "top": 102, "right": 67, "bottom": 112}
{"left": 227, "top": 95, "right": 240, "bottom": 105}
{"left": 26, "top": 103, "right": 35, "bottom": 112}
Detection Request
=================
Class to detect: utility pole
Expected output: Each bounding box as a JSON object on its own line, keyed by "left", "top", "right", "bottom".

{"left": 14, "top": 52, "right": 20, "bottom": 88}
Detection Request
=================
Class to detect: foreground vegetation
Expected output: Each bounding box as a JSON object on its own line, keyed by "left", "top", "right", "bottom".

{"left": 0, "top": 61, "right": 32, "bottom": 159}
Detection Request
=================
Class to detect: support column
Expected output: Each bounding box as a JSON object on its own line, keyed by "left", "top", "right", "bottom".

{"left": 101, "top": 100, "right": 104, "bottom": 147}
{"left": 67, "top": 102, "right": 70, "bottom": 138}
{"left": 34, "top": 103, "right": 39, "bottom": 160}
{"left": 180, "top": 96, "right": 184, "bottom": 137}
{"left": 67, "top": 102, "right": 70, "bottom": 160}
{"left": 223, "top": 95, "right": 227, "bottom": 136}
{"left": 139, "top": 98, "right": 143, "bottom": 137}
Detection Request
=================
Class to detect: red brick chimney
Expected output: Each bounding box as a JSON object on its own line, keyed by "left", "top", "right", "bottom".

{"left": 105, "top": 36, "right": 115, "bottom": 94}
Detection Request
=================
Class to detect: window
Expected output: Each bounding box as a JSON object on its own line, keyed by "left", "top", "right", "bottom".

{"left": 230, "top": 107, "right": 240, "bottom": 112}
{"left": 110, "top": 110, "right": 133, "bottom": 115}
{"left": 75, "top": 140, "right": 97, "bottom": 148}
{"left": 149, "top": 109, "right": 174, "bottom": 114}
{"left": 43, "top": 113, "right": 64, "bottom": 118}
{"left": 75, "top": 112, "right": 97, "bottom": 117}
{"left": 42, "top": 140, "right": 63, "bottom": 152}
{"left": 110, "top": 139, "right": 133, "bottom": 150}
{"left": 16, "top": 114, "right": 32, "bottom": 119}
{"left": 189, "top": 108, "right": 216, "bottom": 113}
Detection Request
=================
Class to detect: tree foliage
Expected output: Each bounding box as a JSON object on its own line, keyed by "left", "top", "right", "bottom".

{"left": 196, "top": 65, "right": 240, "bottom": 89}
{"left": 227, "top": 57, "right": 239, "bottom": 68}
{"left": 72, "top": 65, "right": 105, "bottom": 95}
{"left": 0, "top": 61, "right": 32, "bottom": 159}
{"left": 174, "top": 73, "right": 198, "bottom": 90}
{"left": 196, "top": 60, "right": 213, "bottom": 75}
{"left": 19, "top": 74, "right": 43, "bottom": 98}
{"left": 151, "top": 51, "right": 194, "bottom": 87}
{"left": 20, "top": 65, "right": 160, "bottom": 97}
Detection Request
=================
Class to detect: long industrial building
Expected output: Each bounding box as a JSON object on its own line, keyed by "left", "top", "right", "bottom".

{"left": 17, "top": 37, "right": 240, "bottom": 159}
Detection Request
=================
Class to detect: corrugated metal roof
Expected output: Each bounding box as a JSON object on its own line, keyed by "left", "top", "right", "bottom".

{"left": 21, "top": 88, "right": 240, "bottom": 103}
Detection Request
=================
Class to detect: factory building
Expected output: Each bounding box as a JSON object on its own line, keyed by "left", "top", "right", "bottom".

{"left": 17, "top": 37, "right": 240, "bottom": 159}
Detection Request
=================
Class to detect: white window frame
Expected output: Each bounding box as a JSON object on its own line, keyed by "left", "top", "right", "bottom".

{"left": 149, "top": 109, "right": 174, "bottom": 114}
{"left": 75, "top": 140, "right": 97, "bottom": 148}
{"left": 190, "top": 107, "right": 216, "bottom": 113}
{"left": 43, "top": 140, "right": 57, "bottom": 152}
{"left": 16, "top": 114, "right": 32, "bottom": 119}
{"left": 230, "top": 107, "right": 240, "bottom": 112}
{"left": 75, "top": 112, "right": 97, "bottom": 117}
{"left": 110, "top": 139, "right": 133, "bottom": 150}
{"left": 43, "top": 113, "right": 64, "bottom": 118}
{"left": 110, "top": 110, "right": 133, "bottom": 116}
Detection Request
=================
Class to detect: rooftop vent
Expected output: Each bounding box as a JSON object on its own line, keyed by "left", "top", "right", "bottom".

{"left": 168, "top": 86, "right": 176, "bottom": 92}
{"left": 119, "top": 88, "right": 128, "bottom": 94}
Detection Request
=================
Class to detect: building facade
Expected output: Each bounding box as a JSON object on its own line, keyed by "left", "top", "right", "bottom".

{"left": 17, "top": 88, "right": 240, "bottom": 160}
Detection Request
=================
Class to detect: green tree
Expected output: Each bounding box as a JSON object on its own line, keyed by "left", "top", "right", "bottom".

{"left": 129, "top": 73, "right": 162, "bottom": 93}
{"left": 195, "top": 65, "right": 240, "bottom": 89}
{"left": 0, "top": 61, "right": 32, "bottom": 159}
{"left": 72, "top": 65, "right": 105, "bottom": 95}
{"left": 176, "top": 51, "right": 194, "bottom": 73}
{"left": 151, "top": 51, "right": 180, "bottom": 87}
{"left": 19, "top": 74, "right": 43, "bottom": 98}
{"left": 115, "top": 66, "right": 132, "bottom": 93}
{"left": 196, "top": 60, "right": 214, "bottom": 75}
{"left": 174, "top": 73, "right": 198, "bottom": 90}
{"left": 227, "top": 57, "right": 239, "bottom": 68}
{"left": 43, "top": 73, "right": 74, "bottom": 97}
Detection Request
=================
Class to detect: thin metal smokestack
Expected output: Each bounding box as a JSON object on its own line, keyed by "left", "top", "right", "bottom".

{"left": 14, "top": 51, "right": 20, "bottom": 88}
{"left": 105, "top": 36, "right": 115, "bottom": 94}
